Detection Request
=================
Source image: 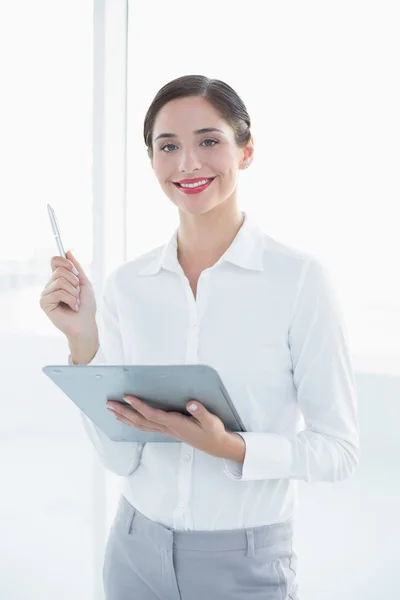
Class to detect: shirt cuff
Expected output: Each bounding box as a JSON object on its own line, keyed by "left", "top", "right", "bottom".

{"left": 223, "top": 432, "right": 293, "bottom": 481}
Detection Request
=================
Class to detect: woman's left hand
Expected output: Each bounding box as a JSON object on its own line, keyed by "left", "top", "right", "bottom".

{"left": 106, "top": 395, "right": 231, "bottom": 458}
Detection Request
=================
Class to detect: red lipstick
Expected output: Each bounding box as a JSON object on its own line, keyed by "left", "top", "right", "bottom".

{"left": 173, "top": 177, "right": 215, "bottom": 195}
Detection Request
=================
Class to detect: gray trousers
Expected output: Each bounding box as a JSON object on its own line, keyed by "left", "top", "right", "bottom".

{"left": 103, "top": 494, "right": 299, "bottom": 599}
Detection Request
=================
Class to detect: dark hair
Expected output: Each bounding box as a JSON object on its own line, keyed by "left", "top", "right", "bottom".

{"left": 143, "top": 75, "right": 252, "bottom": 160}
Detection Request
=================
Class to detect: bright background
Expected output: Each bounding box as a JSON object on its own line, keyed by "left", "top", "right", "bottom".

{"left": 0, "top": 1, "right": 399, "bottom": 599}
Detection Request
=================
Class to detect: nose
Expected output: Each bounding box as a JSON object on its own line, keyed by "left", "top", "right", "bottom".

{"left": 179, "top": 148, "right": 202, "bottom": 173}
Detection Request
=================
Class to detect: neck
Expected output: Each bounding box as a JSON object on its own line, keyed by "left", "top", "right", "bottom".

{"left": 177, "top": 202, "right": 245, "bottom": 269}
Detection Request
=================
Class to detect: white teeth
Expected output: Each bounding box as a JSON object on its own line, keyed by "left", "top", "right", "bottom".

{"left": 179, "top": 178, "right": 212, "bottom": 188}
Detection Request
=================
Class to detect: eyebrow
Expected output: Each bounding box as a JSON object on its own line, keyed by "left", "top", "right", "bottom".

{"left": 154, "top": 127, "right": 225, "bottom": 143}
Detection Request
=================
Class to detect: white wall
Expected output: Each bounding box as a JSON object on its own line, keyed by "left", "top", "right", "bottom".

{"left": 294, "top": 370, "right": 400, "bottom": 599}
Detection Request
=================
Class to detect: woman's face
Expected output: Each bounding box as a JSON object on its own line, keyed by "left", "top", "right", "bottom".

{"left": 150, "top": 95, "right": 253, "bottom": 215}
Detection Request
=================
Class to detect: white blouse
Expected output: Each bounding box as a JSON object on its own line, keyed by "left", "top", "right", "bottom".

{"left": 69, "top": 211, "right": 359, "bottom": 531}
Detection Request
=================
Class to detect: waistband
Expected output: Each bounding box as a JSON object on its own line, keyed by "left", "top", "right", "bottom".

{"left": 113, "top": 494, "right": 294, "bottom": 555}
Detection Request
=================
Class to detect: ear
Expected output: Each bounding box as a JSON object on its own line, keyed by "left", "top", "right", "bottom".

{"left": 245, "top": 137, "right": 255, "bottom": 161}
{"left": 241, "top": 136, "right": 254, "bottom": 169}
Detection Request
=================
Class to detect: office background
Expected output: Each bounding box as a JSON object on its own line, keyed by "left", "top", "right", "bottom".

{"left": 0, "top": 1, "right": 399, "bottom": 598}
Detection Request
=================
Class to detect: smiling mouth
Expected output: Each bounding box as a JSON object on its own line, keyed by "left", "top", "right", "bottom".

{"left": 173, "top": 177, "right": 215, "bottom": 189}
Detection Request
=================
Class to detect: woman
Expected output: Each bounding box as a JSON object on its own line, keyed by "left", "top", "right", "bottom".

{"left": 40, "top": 75, "right": 359, "bottom": 599}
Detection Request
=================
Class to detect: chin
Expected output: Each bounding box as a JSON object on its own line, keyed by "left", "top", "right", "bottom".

{"left": 181, "top": 200, "right": 225, "bottom": 216}
{"left": 166, "top": 180, "right": 232, "bottom": 215}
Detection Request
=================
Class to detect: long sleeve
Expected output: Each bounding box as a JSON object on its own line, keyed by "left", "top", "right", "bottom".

{"left": 68, "top": 269, "right": 144, "bottom": 477}
{"left": 224, "top": 259, "right": 360, "bottom": 483}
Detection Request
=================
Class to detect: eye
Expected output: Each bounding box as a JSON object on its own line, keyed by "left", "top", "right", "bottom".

{"left": 160, "top": 138, "right": 219, "bottom": 152}
{"left": 201, "top": 138, "right": 219, "bottom": 147}
{"left": 160, "top": 143, "right": 177, "bottom": 153}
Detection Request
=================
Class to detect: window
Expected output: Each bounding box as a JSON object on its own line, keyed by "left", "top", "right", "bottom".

{"left": 0, "top": 2, "right": 97, "bottom": 598}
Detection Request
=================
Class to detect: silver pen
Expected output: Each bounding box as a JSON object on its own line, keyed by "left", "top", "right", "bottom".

{"left": 47, "top": 204, "right": 67, "bottom": 258}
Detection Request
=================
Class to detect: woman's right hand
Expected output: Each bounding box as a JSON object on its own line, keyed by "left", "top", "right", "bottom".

{"left": 39, "top": 250, "right": 97, "bottom": 339}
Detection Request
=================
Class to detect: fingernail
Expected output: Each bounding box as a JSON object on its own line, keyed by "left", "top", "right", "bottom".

{"left": 72, "top": 267, "right": 79, "bottom": 276}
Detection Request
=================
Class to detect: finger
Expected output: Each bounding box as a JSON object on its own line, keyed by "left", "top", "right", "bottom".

{"left": 108, "top": 401, "right": 168, "bottom": 431}
{"left": 108, "top": 403, "right": 149, "bottom": 426}
{"left": 113, "top": 412, "right": 167, "bottom": 433}
{"left": 66, "top": 250, "right": 89, "bottom": 284}
{"left": 39, "top": 286, "right": 79, "bottom": 313}
{"left": 51, "top": 255, "right": 79, "bottom": 276}
{"left": 124, "top": 397, "right": 169, "bottom": 425}
{"left": 50, "top": 266, "right": 80, "bottom": 290}
{"left": 41, "top": 277, "right": 80, "bottom": 300}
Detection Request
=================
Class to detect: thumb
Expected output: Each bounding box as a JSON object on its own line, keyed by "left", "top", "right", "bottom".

{"left": 187, "top": 401, "right": 216, "bottom": 429}
{"left": 66, "top": 250, "right": 89, "bottom": 284}
{"left": 187, "top": 401, "right": 205, "bottom": 419}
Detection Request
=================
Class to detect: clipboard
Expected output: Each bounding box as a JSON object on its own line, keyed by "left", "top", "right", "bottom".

{"left": 42, "top": 363, "right": 246, "bottom": 442}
